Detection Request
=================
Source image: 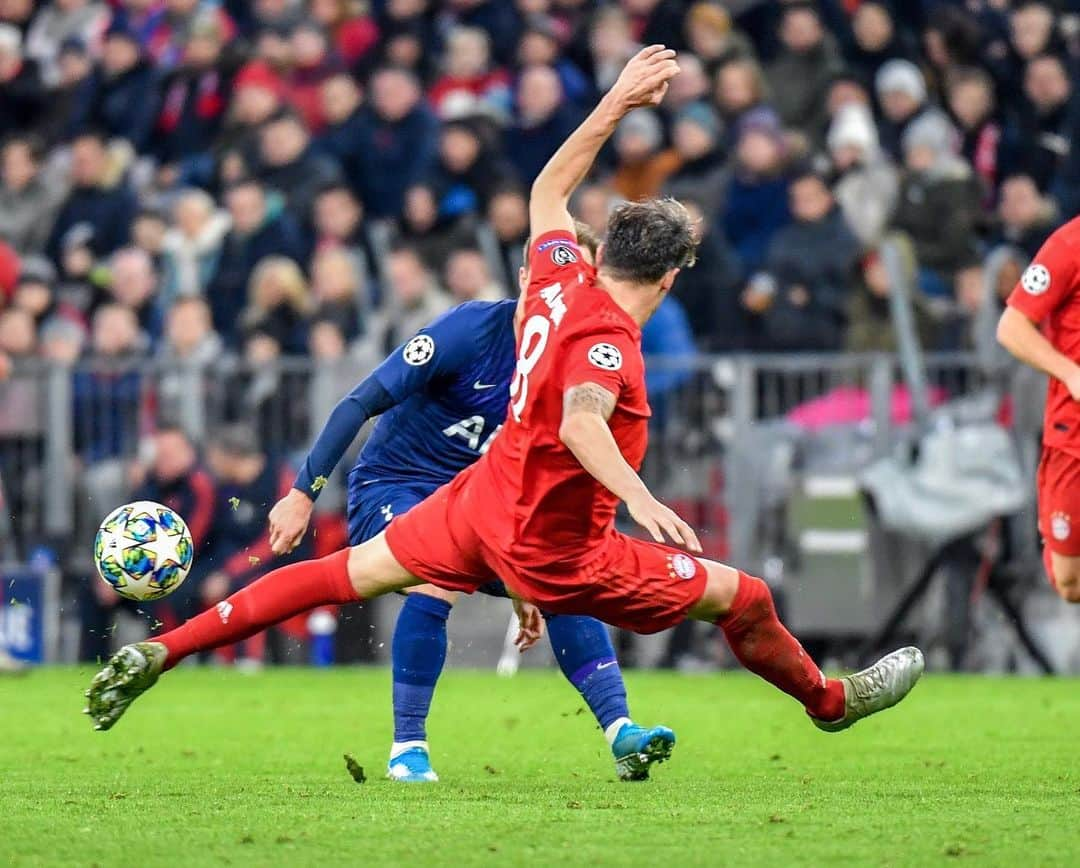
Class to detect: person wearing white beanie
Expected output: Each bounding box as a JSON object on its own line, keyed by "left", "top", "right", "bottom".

{"left": 826, "top": 104, "right": 898, "bottom": 246}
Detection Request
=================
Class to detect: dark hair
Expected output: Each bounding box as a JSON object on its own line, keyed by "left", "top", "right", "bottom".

{"left": 601, "top": 199, "right": 697, "bottom": 284}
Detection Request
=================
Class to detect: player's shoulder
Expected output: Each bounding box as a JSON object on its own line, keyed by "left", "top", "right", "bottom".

{"left": 1042, "top": 216, "right": 1080, "bottom": 250}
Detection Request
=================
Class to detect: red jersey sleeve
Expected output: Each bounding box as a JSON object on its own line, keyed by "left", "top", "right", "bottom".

{"left": 561, "top": 329, "right": 641, "bottom": 400}
{"left": 1006, "top": 228, "right": 1080, "bottom": 323}
{"left": 525, "top": 230, "right": 589, "bottom": 301}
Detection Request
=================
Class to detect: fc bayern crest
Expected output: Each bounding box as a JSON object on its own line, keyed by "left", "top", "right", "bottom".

{"left": 552, "top": 244, "right": 578, "bottom": 266}
{"left": 402, "top": 334, "right": 435, "bottom": 366}
{"left": 669, "top": 553, "right": 698, "bottom": 580}
{"left": 1022, "top": 263, "right": 1051, "bottom": 295}
{"left": 1051, "top": 511, "right": 1071, "bottom": 541}
{"left": 588, "top": 342, "right": 622, "bottom": 370}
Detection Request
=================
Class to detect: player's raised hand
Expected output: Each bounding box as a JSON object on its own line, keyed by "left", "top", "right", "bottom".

{"left": 512, "top": 598, "right": 545, "bottom": 651}
{"left": 608, "top": 44, "right": 680, "bottom": 114}
{"left": 626, "top": 493, "right": 703, "bottom": 553}
{"left": 268, "top": 488, "right": 314, "bottom": 555}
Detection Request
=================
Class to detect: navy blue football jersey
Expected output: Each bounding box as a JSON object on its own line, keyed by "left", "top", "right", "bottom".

{"left": 349, "top": 300, "right": 517, "bottom": 489}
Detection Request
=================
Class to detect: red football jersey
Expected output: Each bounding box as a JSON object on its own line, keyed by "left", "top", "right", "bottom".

{"left": 1007, "top": 216, "right": 1080, "bottom": 458}
{"left": 470, "top": 229, "right": 652, "bottom": 570}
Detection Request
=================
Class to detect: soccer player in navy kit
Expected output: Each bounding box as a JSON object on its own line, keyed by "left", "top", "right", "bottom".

{"left": 266, "top": 230, "right": 674, "bottom": 783}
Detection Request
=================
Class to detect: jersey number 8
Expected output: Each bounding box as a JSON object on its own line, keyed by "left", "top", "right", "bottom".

{"left": 509, "top": 314, "right": 550, "bottom": 422}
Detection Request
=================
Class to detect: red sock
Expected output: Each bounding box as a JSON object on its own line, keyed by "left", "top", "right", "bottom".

{"left": 156, "top": 550, "right": 357, "bottom": 670}
{"left": 717, "top": 572, "right": 845, "bottom": 722}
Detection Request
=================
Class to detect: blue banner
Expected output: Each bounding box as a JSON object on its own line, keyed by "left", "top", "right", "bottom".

{"left": 0, "top": 568, "right": 56, "bottom": 663}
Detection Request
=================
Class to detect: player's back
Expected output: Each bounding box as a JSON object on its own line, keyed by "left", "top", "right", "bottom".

{"left": 351, "top": 299, "right": 517, "bottom": 488}
{"left": 471, "top": 231, "right": 651, "bottom": 570}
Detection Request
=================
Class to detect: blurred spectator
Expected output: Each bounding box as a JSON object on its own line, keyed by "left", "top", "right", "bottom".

{"left": 239, "top": 255, "right": 311, "bottom": 355}
{"left": 1009, "top": 53, "right": 1072, "bottom": 193}
{"left": 131, "top": 208, "right": 169, "bottom": 268}
{"left": 993, "top": 173, "right": 1058, "bottom": 258}
{"left": 683, "top": 3, "right": 753, "bottom": 72}
{"left": 24, "top": 0, "right": 109, "bottom": 87}
{"left": 748, "top": 168, "right": 861, "bottom": 352}
{"left": 284, "top": 20, "right": 344, "bottom": 132}
{"left": 573, "top": 182, "right": 617, "bottom": 240}
{"left": 826, "top": 103, "right": 898, "bottom": 247}
{"left": 610, "top": 108, "right": 680, "bottom": 202}
{"left": 892, "top": 111, "right": 982, "bottom": 299}
{"left": 78, "top": 423, "right": 217, "bottom": 662}
{"left": 152, "top": 14, "right": 232, "bottom": 167}
{"left": 256, "top": 110, "right": 343, "bottom": 222}
{"left": 310, "top": 246, "right": 364, "bottom": 341}
{"left": 0, "top": 306, "right": 35, "bottom": 361}
{"left": 432, "top": 120, "right": 517, "bottom": 218}
{"left": 161, "top": 295, "right": 222, "bottom": 365}
{"left": 312, "top": 184, "right": 376, "bottom": 291}
{"left": 208, "top": 178, "right": 307, "bottom": 346}
{"left": 588, "top": 5, "right": 638, "bottom": 93}
{"left": 36, "top": 36, "right": 93, "bottom": 146}
{"left": 11, "top": 257, "right": 62, "bottom": 328}
{"left": 38, "top": 314, "right": 86, "bottom": 364}
{"left": 352, "top": 66, "right": 438, "bottom": 218}
{"left": 46, "top": 131, "right": 138, "bottom": 263}
{"left": 713, "top": 56, "right": 768, "bottom": 128}
{"left": 429, "top": 25, "right": 511, "bottom": 119}
{"left": 145, "top": 0, "right": 236, "bottom": 71}
{"left": 360, "top": 245, "right": 449, "bottom": 357}
{"left": 79, "top": 21, "right": 161, "bottom": 152}
{"left": 719, "top": 108, "right": 791, "bottom": 275}
{"left": 765, "top": 2, "right": 842, "bottom": 140}
{"left": 641, "top": 293, "right": 696, "bottom": 421}
{"left": 161, "top": 188, "right": 231, "bottom": 303}
{"left": 107, "top": 247, "right": 164, "bottom": 341}
{"left": 671, "top": 198, "right": 745, "bottom": 352}
{"left": 846, "top": 240, "right": 931, "bottom": 353}
{"left": 995, "top": 0, "right": 1061, "bottom": 104}
{"left": 505, "top": 65, "right": 581, "bottom": 185}
{"left": 662, "top": 51, "right": 710, "bottom": 116}
{"left": 0, "top": 135, "right": 67, "bottom": 256}
{"left": 72, "top": 303, "right": 144, "bottom": 463}
{"left": 483, "top": 186, "right": 529, "bottom": 293}
{"left": 875, "top": 58, "right": 952, "bottom": 161}
{"left": 515, "top": 16, "right": 590, "bottom": 106}
{"left": 309, "top": 0, "right": 379, "bottom": 70}
{"left": 444, "top": 247, "right": 504, "bottom": 302}
{"left": 945, "top": 66, "right": 1006, "bottom": 198}
{"left": 0, "top": 23, "right": 45, "bottom": 136}
{"left": 313, "top": 71, "right": 365, "bottom": 171}
{"left": 843, "top": 1, "right": 913, "bottom": 85}
{"left": 663, "top": 102, "right": 725, "bottom": 213}
{"left": 393, "top": 181, "right": 479, "bottom": 275}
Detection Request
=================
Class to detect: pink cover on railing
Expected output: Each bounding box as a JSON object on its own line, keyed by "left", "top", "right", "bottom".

{"left": 785, "top": 385, "right": 948, "bottom": 431}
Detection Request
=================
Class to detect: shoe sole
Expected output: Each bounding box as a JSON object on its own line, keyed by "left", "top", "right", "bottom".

{"left": 616, "top": 734, "right": 676, "bottom": 782}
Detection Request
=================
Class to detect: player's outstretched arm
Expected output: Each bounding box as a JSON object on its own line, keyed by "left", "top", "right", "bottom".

{"left": 559, "top": 383, "right": 701, "bottom": 552}
{"left": 529, "top": 45, "right": 679, "bottom": 237}
{"left": 997, "top": 306, "right": 1080, "bottom": 399}
{"left": 269, "top": 375, "right": 396, "bottom": 555}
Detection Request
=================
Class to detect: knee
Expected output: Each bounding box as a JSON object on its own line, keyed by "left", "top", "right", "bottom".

{"left": 407, "top": 584, "right": 458, "bottom": 606}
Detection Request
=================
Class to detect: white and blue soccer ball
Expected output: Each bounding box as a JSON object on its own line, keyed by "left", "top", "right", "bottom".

{"left": 94, "top": 501, "right": 195, "bottom": 602}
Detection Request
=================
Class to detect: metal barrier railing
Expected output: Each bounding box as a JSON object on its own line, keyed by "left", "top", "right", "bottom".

{"left": 0, "top": 351, "right": 1039, "bottom": 573}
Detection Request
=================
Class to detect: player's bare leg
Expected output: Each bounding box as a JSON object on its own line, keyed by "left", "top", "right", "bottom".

{"left": 1045, "top": 548, "right": 1080, "bottom": 603}
{"left": 687, "top": 560, "right": 923, "bottom": 731}
{"left": 85, "top": 535, "right": 418, "bottom": 730}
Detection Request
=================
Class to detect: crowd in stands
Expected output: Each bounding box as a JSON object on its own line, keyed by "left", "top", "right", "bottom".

{"left": 0, "top": 0, "right": 1074, "bottom": 659}
{"left": 0, "top": 0, "right": 1075, "bottom": 384}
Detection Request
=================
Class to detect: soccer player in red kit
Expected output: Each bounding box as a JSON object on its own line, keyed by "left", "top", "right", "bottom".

{"left": 86, "top": 47, "right": 923, "bottom": 753}
{"left": 997, "top": 216, "right": 1080, "bottom": 602}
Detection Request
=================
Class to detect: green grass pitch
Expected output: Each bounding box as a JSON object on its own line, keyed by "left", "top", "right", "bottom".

{"left": 2, "top": 667, "right": 1078, "bottom": 867}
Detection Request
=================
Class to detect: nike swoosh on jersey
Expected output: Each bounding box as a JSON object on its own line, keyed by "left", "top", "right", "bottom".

{"left": 473, "top": 381, "right": 497, "bottom": 390}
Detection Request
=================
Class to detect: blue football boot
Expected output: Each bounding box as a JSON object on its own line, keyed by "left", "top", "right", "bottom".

{"left": 386, "top": 742, "right": 439, "bottom": 783}
{"left": 611, "top": 722, "right": 676, "bottom": 781}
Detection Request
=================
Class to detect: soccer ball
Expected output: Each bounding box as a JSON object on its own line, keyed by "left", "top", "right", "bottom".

{"left": 94, "top": 501, "right": 195, "bottom": 602}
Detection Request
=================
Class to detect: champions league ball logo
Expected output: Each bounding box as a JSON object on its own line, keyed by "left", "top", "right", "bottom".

{"left": 403, "top": 335, "right": 436, "bottom": 366}
{"left": 588, "top": 343, "right": 623, "bottom": 371}
{"left": 1022, "top": 264, "right": 1051, "bottom": 296}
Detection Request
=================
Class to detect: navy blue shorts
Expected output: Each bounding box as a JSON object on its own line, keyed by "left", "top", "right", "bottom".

{"left": 346, "top": 476, "right": 508, "bottom": 598}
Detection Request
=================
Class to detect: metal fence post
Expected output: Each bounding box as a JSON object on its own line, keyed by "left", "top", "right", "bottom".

{"left": 177, "top": 363, "right": 207, "bottom": 442}
{"left": 43, "top": 361, "right": 73, "bottom": 539}
{"left": 725, "top": 355, "right": 757, "bottom": 569}
{"left": 868, "top": 353, "right": 893, "bottom": 459}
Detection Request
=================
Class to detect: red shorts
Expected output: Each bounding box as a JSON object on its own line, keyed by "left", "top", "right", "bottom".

{"left": 384, "top": 475, "right": 708, "bottom": 634}
{"left": 1037, "top": 446, "right": 1080, "bottom": 557}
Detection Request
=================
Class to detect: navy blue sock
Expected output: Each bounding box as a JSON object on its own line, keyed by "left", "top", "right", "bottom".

{"left": 391, "top": 593, "right": 452, "bottom": 744}
{"left": 545, "top": 614, "right": 629, "bottom": 732}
